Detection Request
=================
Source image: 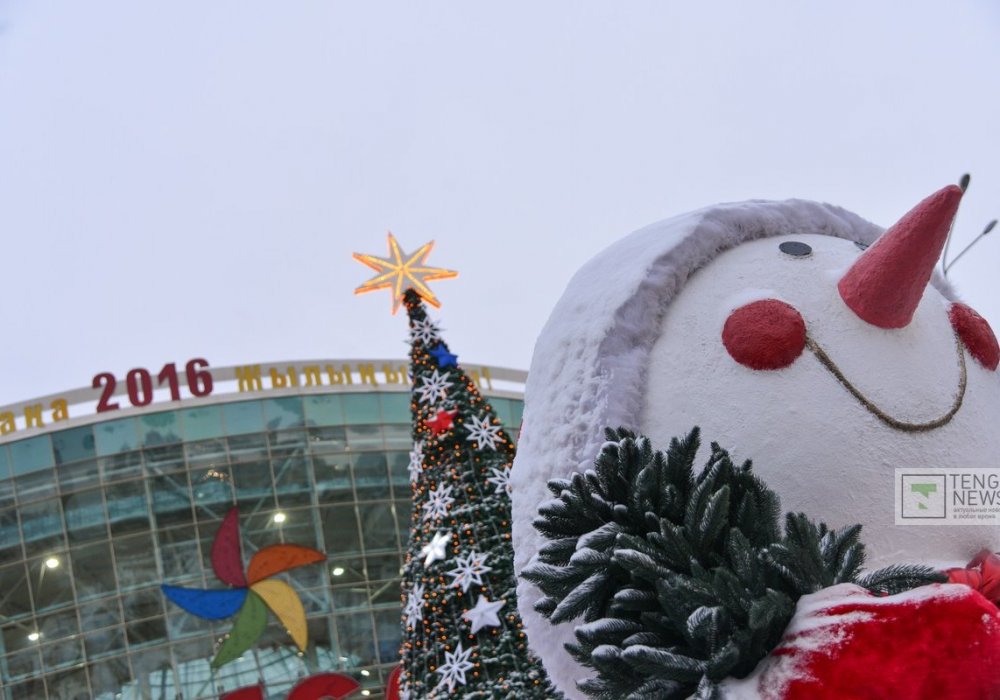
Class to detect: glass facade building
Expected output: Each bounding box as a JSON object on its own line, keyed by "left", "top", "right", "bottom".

{"left": 0, "top": 362, "right": 524, "bottom": 699}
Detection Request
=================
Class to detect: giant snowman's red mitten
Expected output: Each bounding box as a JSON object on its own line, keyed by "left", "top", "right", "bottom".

{"left": 722, "top": 583, "right": 1000, "bottom": 699}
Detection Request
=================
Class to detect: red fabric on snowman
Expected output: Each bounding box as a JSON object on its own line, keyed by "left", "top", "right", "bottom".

{"left": 727, "top": 583, "right": 1000, "bottom": 699}
{"left": 947, "top": 550, "right": 1000, "bottom": 604}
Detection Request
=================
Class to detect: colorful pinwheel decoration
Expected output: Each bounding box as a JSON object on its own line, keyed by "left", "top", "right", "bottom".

{"left": 161, "top": 507, "right": 325, "bottom": 668}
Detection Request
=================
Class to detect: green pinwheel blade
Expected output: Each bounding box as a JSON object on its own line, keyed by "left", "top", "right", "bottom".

{"left": 211, "top": 590, "right": 268, "bottom": 668}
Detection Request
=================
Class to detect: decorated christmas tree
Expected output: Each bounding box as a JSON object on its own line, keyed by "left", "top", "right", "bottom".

{"left": 353, "top": 235, "right": 558, "bottom": 699}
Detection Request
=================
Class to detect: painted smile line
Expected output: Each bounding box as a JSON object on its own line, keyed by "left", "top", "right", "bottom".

{"left": 805, "top": 331, "right": 968, "bottom": 433}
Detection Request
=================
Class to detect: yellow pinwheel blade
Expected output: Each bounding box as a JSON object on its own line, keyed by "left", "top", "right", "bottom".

{"left": 251, "top": 579, "right": 308, "bottom": 651}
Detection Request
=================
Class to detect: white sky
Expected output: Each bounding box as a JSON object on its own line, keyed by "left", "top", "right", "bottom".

{"left": 1, "top": 1, "right": 998, "bottom": 407}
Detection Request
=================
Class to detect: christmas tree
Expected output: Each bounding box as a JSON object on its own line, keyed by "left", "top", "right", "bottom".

{"left": 397, "top": 290, "right": 557, "bottom": 698}
{"left": 353, "top": 236, "right": 558, "bottom": 698}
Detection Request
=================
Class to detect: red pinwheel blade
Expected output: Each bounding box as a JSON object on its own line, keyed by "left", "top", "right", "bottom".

{"left": 288, "top": 672, "right": 360, "bottom": 700}
{"left": 220, "top": 685, "right": 264, "bottom": 700}
{"left": 385, "top": 666, "right": 402, "bottom": 700}
{"left": 212, "top": 507, "right": 247, "bottom": 587}
{"left": 246, "top": 544, "right": 325, "bottom": 585}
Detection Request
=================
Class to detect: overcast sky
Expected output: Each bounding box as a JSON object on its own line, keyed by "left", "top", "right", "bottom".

{"left": 1, "top": 1, "right": 998, "bottom": 407}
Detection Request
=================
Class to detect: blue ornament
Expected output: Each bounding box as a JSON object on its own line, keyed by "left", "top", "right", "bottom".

{"left": 429, "top": 343, "right": 458, "bottom": 368}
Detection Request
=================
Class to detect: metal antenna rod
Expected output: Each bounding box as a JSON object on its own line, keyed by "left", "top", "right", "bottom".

{"left": 944, "top": 219, "right": 998, "bottom": 277}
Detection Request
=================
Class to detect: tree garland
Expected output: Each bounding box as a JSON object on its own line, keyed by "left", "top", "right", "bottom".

{"left": 522, "top": 427, "right": 945, "bottom": 699}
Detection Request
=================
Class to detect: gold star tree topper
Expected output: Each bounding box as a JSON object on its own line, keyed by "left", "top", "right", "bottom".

{"left": 353, "top": 232, "right": 458, "bottom": 314}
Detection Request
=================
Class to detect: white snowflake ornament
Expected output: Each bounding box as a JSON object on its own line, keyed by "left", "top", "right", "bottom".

{"left": 434, "top": 642, "right": 475, "bottom": 692}
{"left": 410, "top": 317, "right": 441, "bottom": 345}
{"left": 415, "top": 369, "right": 452, "bottom": 405}
{"left": 404, "top": 582, "right": 425, "bottom": 627}
{"left": 486, "top": 465, "right": 512, "bottom": 496}
{"left": 407, "top": 441, "right": 424, "bottom": 484}
{"left": 465, "top": 413, "right": 503, "bottom": 450}
{"left": 446, "top": 551, "right": 492, "bottom": 592}
{"left": 421, "top": 485, "right": 456, "bottom": 521}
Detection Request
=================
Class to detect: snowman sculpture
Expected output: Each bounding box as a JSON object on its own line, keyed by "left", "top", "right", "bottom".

{"left": 511, "top": 185, "right": 1000, "bottom": 699}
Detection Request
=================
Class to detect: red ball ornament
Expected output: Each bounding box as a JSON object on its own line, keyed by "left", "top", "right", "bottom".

{"left": 722, "top": 299, "right": 806, "bottom": 370}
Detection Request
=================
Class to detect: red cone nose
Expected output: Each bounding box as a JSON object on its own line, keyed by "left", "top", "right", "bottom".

{"left": 838, "top": 185, "right": 963, "bottom": 329}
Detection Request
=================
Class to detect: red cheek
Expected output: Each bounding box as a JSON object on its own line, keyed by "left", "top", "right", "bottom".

{"left": 949, "top": 303, "right": 999, "bottom": 371}
{"left": 723, "top": 299, "right": 806, "bottom": 370}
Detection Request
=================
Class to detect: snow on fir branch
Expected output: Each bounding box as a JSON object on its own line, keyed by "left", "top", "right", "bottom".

{"left": 522, "top": 427, "right": 945, "bottom": 699}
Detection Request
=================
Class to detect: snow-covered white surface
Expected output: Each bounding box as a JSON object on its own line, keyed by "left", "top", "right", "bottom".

{"left": 643, "top": 232, "right": 1000, "bottom": 567}
{"left": 509, "top": 198, "right": 998, "bottom": 698}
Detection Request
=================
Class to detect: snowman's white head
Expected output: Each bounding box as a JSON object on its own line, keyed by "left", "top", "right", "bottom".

{"left": 510, "top": 186, "right": 1000, "bottom": 699}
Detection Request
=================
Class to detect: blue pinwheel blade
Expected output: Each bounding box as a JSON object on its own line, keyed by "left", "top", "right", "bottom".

{"left": 161, "top": 585, "right": 248, "bottom": 620}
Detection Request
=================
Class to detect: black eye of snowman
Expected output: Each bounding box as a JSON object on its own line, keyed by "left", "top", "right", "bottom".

{"left": 778, "top": 241, "right": 812, "bottom": 257}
